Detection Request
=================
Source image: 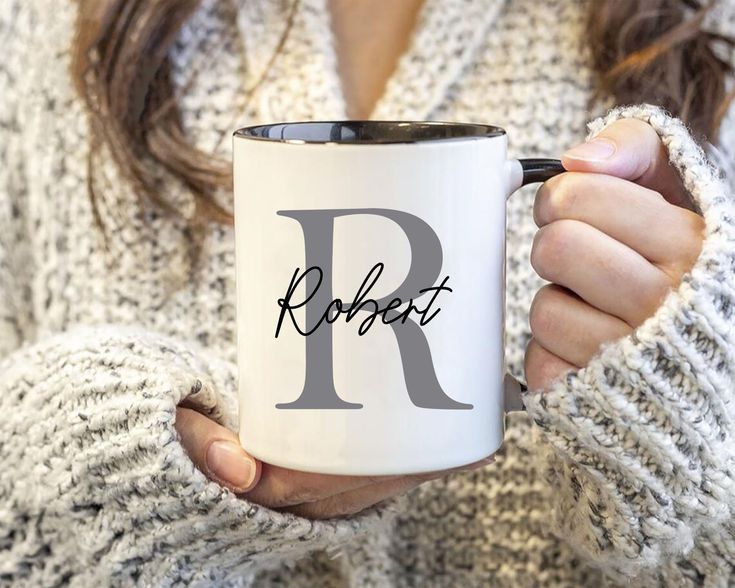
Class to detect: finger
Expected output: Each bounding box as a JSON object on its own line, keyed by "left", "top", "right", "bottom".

{"left": 448, "top": 455, "right": 495, "bottom": 471}
{"left": 529, "top": 285, "right": 632, "bottom": 367}
{"left": 534, "top": 172, "right": 704, "bottom": 275}
{"left": 562, "top": 118, "right": 690, "bottom": 209}
{"left": 524, "top": 339, "right": 576, "bottom": 392}
{"left": 175, "top": 407, "right": 261, "bottom": 493}
{"left": 283, "top": 473, "right": 433, "bottom": 520}
{"left": 531, "top": 219, "right": 673, "bottom": 327}
{"left": 242, "top": 465, "right": 400, "bottom": 509}
{"left": 257, "top": 457, "right": 493, "bottom": 516}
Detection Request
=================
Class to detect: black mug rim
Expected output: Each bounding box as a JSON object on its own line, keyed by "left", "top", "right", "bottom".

{"left": 233, "top": 120, "right": 506, "bottom": 145}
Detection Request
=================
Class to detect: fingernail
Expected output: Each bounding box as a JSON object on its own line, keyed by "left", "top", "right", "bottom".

{"left": 564, "top": 138, "right": 616, "bottom": 162}
{"left": 206, "top": 440, "right": 257, "bottom": 490}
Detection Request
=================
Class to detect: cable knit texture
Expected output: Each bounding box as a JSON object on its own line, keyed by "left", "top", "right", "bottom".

{"left": 1, "top": 0, "right": 734, "bottom": 586}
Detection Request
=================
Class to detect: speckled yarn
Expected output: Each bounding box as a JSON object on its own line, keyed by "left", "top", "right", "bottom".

{"left": 1, "top": 0, "right": 735, "bottom": 586}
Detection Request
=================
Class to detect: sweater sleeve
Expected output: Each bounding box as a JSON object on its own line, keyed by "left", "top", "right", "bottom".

{"left": 522, "top": 104, "right": 735, "bottom": 579}
{"left": 0, "top": 326, "right": 395, "bottom": 586}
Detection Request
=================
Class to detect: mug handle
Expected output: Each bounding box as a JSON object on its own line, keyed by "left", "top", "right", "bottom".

{"left": 504, "top": 158, "right": 566, "bottom": 411}
{"left": 506, "top": 158, "right": 566, "bottom": 194}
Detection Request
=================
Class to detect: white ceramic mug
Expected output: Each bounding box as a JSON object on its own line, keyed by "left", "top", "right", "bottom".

{"left": 233, "top": 121, "right": 563, "bottom": 475}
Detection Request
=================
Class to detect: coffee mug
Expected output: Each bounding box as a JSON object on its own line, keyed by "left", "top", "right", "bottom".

{"left": 233, "top": 121, "right": 563, "bottom": 475}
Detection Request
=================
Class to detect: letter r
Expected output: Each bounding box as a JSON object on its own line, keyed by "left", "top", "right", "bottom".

{"left": 276, "top": 208, "right": 472, "bottom": 411}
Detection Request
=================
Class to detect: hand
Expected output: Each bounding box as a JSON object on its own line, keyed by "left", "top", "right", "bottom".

{"left": 525, "top": 119, "right": 705, "bottom": 391}
{"left": 175, "top": 408, "right": 492, "bottom": 519}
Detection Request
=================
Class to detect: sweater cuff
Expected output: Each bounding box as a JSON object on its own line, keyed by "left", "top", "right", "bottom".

{"left": 0, "top": 325, "right": 394, "bottom": 585}
{"left": 522, "top": 105, "right": 735, "bottom": 575}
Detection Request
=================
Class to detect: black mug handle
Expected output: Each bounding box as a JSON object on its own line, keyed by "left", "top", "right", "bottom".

{"left": 518, "top": 158, "right": 566, "bottom": 187}
{"left": 504, "top": 158, "right": 565, "bottom": 412}
{"left": 506, "top": 158, "right": 565, "bottom": 194}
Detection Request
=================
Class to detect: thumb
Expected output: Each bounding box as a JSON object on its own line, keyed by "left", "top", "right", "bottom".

{"left": 175, "top": 407, "right": 261, "bottom": 493}
{"left": 562, "top": 118, "right": 690, "bottom": 208}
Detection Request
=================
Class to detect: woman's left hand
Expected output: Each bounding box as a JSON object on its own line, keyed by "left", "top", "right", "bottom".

{"left": 525, "top": 119, "right": 706, "bottom": 391}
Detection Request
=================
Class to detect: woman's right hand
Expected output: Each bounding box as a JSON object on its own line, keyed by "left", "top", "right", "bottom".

{"left": 176, "top": 407, "right": 491, "bottom": 519}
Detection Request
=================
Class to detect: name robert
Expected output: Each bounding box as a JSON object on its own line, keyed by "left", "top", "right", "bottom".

{"left": 275, "top": 262, "right": 452, "bottom": 338}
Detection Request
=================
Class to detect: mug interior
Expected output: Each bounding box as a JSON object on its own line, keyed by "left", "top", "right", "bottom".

{"left": 234, "top": 121, "right": 505, "bottom": 144}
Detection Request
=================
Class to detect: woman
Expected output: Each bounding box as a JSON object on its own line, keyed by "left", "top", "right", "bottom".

{"left": 1, "top": 0, "right": 734, "bottom": 585}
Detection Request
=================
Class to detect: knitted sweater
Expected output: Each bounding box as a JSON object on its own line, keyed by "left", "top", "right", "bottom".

{"left": 1, "top": 0, "right": 735, "bottom": 586}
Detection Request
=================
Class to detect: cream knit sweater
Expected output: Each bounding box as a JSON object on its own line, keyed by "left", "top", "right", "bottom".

{"left": 2, "top": 0, "right": 735, "bottom": 586}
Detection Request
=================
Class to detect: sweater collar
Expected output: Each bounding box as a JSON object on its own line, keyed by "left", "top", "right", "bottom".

{"left": 370, "top": 0, "right": 507, "bottom": 120}
{"left": 236, "top": 0, "right": 506, "bottom": 121}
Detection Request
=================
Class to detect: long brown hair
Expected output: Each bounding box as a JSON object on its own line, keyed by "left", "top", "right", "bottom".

{"left": 72, "top": 0, "right": 734, "bottom": 224}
